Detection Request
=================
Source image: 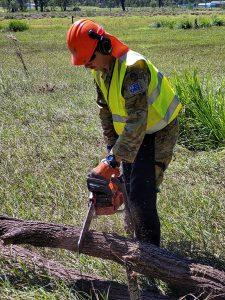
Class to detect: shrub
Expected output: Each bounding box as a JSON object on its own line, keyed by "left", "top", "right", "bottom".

{"left": 173, "top": 70, "right": 225, "bottom": 151}
{"left": 176, "top": 18, "right": 193, "bottom": 29}
{"left": 152, "top": 19, "right": 175, "bottom": 29}
{"left": 8, "top": 20, "right": 29, "bottom": 32}
{"left": 212, "top": 16, "right": 225, "bottom": 27}
{"left": 152, "top": 20, "right": 164, "bottom": 28}
{"left": 166, "top": 20, "right": 176, "bottom": 29}
{"left": 151, "top": 16, "right": 225, "bottom": 31}
{"left": 198, "top": 17, "right": 212, "bottom": 28}
{"left": 73, "top": 6, "right": 81, "bottom": 11}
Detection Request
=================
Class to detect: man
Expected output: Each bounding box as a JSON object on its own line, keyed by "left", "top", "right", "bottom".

{"left": 67, "top": 19, "right": 182, "bottom": 247}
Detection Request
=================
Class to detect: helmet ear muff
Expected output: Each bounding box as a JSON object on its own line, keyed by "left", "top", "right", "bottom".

{"left": 88, "top": 29, "right": 112, "bottom": 55}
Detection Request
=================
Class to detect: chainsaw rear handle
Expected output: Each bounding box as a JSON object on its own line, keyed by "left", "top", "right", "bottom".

{"left": 88, "top": 175, "right": 125, "bottom": 216}
{"left": 87, "top": 176, "right": 112, "bottom": 196}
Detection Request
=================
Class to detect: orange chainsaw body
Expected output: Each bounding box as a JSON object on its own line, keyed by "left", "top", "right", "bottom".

{"left": 94, "top": 180, "right": 124, "bottom": 215}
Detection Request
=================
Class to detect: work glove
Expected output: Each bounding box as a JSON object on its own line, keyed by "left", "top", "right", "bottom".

{"left": 106, "top": 144, "right": 113, "bottom": 154}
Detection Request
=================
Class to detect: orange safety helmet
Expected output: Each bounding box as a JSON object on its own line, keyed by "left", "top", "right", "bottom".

{"left": 67, "top": 19, "right": 129, "bottom": 66}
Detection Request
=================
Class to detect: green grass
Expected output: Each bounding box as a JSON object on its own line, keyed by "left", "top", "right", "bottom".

{"left": 0, "top": 13, "right": 225, "bottom": 298}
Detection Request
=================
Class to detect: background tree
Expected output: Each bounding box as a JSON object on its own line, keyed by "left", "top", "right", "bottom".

{"left": 158, "top": 0, "right": 163, "bottom": 7}
{"left": 56, "top": 0, "right": 71, "bottom": 11}
{"left": 120, "top": 0, "right": 125, "bottom": 10}
{"left": 1, "top": 0, "right": 19, "bottom": 11}
{"left": 38, "top": 0, "right": 49, "bottom": 11}
{"left": 33, "top": 0, "right": 38, "bottom": 10}
{"left": 17, "top": 0, "right": 28, "bottom": 10}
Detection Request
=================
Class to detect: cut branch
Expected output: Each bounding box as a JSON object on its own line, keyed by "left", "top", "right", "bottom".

{"left": 0, "top": 215, "right": 225, "bottom": 298}
{"left": 0, "top": 242, "right": 169, "bottom": 300}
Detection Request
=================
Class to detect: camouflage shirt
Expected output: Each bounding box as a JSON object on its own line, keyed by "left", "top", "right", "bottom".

{"left": 96, "top": 58, "right": 151, "bottom": 163}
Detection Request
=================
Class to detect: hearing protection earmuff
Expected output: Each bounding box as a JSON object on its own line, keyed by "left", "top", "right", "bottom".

{"left": 88, "top": 29, "right": 112, "bottom": 55}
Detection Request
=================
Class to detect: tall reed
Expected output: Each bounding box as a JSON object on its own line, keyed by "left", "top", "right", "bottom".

{"left": 173, "top": 70, "right": 225, "bottom": 150}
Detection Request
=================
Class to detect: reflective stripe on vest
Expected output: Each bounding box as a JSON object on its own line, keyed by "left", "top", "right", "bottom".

{"left": 93, "top": 50, "right": 182, "bottom": 135}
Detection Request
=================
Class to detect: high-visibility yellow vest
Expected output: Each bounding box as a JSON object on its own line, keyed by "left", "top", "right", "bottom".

{"left": 92, "top": 50, "right": 182, "bottom": 135}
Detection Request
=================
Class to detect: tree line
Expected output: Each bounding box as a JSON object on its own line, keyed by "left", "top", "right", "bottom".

{"left": 0, "top": 0, "right": 173, "bottom": 13}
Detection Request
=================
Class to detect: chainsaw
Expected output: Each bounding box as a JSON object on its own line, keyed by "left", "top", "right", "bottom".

{"left": 77, "top": 174, "right": 125, "bottom": 253}
{"left": 77, "top": 171, "right": 140, "bottom": 300}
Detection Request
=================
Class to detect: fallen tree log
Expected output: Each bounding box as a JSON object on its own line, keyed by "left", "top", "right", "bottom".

{"left": 0, "top": 242, "right": 169, "bottom": 300}
{"left": 0, "top": 215, "right": 225, "bottom": 298}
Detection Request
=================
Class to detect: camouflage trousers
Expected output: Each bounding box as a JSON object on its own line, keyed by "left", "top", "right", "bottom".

{"left": 122, "top": 118, "right": 179, "bottom": 246}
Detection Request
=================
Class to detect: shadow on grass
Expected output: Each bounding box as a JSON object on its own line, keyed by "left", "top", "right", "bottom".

{"left": 164, "top": 240, "right": 225, "bottom": 299}
{"left": 0, "top": 269, "right": 54, "bottom": 292}
{"left": 166, "top": 239, "right": 225, "bottom": 271}
{"left": 0, "top": 267, "right": 109, "bottom": 299}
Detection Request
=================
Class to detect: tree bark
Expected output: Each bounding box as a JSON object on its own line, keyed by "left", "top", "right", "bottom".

{"left": 120, "top": 0, "right": 125, "bottom": 11}
{"left": 158, "top": 0, "right": 163, "bottom": 7}
{"left": 0, "top": 215, "right": 225, "bottom": 298}
{"left": 0, "top": 242, "right": 169, "bottom": 300}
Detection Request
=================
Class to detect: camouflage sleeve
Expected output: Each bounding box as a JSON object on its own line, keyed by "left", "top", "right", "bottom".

{"left": 112, "top": 60, "right": 150, "bottom": 163}
{"left": 96, "top": 83, "right": 118, "bottom": 147}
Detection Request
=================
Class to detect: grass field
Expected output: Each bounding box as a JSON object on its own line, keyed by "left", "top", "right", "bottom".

{"left": 0, "top": 10, "right": 225, "bottom": 299}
